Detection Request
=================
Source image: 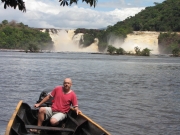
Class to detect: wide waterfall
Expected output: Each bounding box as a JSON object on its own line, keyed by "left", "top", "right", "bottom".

{"left": 41, "top": 29, "right": 160, "bottom": 54}
{"left": 125, "top": 31, "right": 160, "bottom": 54}
{"left": 110, "top": 31, "right": 160, "bottom": 54}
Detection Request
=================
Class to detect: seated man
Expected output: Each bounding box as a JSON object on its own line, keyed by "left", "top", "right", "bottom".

{"left": 31, "top": 78, "right": 81, "bottom": 132}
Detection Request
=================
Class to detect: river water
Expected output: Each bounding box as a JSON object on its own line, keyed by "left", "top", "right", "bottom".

{"left": 0, "top": 52, "right": 180, "bottom": 135}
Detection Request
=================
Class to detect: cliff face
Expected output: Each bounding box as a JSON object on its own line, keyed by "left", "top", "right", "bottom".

{"left": 42, "top": 29, "right": 160, "bottom": 54}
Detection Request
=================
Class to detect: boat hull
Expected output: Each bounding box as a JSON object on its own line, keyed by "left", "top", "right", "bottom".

{"left": 5, "top": 100, "right": 110, "bottom": 135}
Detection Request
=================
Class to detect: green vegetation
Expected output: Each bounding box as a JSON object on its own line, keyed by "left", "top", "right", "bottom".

{"left": 75, "top": 29, "right": 103, "bottom": 51}
{"left": 107, "top": 45, "right": 151, "bottom": 56}
{"left": 158, "top": 32, "right": 180, "bottom": 55}
{"left": 116, "top": 47, "right": 125, "bottom": 55}
{"left": 107, "top": 45, "right": 116, "bottom": 55}
{"left": 141, "top": 48, "right": 151, "bottom": 56}
{"left": 119, "top": 0, "right": 180, "bottom": 32}
{"left": 134, "top": 46, "right": 141, "bottom": 55}
{"left": 83, "top": 33, "right": 95, "bottom": 47}
{"left": 75, "top": 29, "right": 108, "bottom": 52}
{"left": 75, "top": 0, "right": 180, "bottom": 55}
{"left": 59, "top": 0, "right": 97, "bottom": 7}
{"left": 172, "top": 48, "right": 180, "bottom": 56}
{"left": 0, "top": 20, "right": 53, "bottom": 52}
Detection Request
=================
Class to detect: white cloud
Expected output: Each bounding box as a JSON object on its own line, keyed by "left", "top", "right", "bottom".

{"left": 0, "top": 0, "right": 146, "bottom": 29}
{"left": 108, "top": 7, "right": 144, "bottom": 22}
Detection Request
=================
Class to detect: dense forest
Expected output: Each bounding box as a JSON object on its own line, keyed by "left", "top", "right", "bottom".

{"left": 75, "top": 0, "right": 180, "bottom": 55}
{"left": 0, "top": 20, "right": 53, "bottom": 52}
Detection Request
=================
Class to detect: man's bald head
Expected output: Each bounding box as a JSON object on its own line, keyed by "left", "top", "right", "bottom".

{"left": 63, "top": 78, "right": 72, "bottom": 92}
{"left": 64, "top": 78, "right": 72, "bottom": 84}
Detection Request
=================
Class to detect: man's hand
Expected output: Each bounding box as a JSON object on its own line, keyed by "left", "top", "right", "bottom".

{"left": 34, "top": 103, "right": 40, "bottom": 108}
{"left": 74, "top": 107, "right": 81, "bottom": 115}
{"left": 34, "top": 94, "right": 50, "bottom": 108}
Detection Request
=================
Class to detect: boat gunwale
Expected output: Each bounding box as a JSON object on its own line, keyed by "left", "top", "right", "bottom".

{"left": 4, "top": 100, "right": 23, "bottom": 135}
{"left": 71, "top": 108, "right": 111, "bottom": 135}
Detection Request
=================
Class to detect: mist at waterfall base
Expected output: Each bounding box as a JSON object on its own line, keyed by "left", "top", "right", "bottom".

{"left": 108, "top": 33, "right": 159, "bottom": 54}
{"left": 47, "top": 30, "right": 159, "bottom": 54}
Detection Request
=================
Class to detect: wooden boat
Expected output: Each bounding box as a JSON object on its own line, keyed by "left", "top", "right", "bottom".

{"left": 5, "top": 92, "right": 110, "bottom": 135}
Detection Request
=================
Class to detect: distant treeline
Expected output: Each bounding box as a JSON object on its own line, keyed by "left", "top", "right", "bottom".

{"left": 0, "top": 20, "right": 53, "bottom": 52}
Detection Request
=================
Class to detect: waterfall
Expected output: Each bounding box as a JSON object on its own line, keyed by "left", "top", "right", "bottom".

{"left": 41, "top": 29, "right": 160, "bottom": 54}
{"left": 41, "top": 29, "right": 98, "bottom": 53}
{"left": 110, "top": 31, "right": 160, "bottom": 54}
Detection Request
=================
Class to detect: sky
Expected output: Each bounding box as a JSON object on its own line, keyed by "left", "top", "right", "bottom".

{"left": 0, "top": 0, "right": 165, "bottom": 29}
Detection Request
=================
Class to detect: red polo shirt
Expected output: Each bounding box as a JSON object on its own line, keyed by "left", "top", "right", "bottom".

{"left": 49, "top": 86, "right": 78, "bottom": 113}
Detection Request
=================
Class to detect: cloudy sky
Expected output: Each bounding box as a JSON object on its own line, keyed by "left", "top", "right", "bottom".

{"left": 0, "top": 0, "right": 164, "bottom": 29}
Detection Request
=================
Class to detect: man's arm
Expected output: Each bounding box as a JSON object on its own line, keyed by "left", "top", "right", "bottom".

{"left": 34, "top": 94, "right": 51, "bottom": 108}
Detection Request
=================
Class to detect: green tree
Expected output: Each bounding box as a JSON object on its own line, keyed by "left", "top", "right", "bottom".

{"left": 141, "top": 48, "right": 151, "bottom": 56}
{"left": 134, "top": 46, "right": 141, "bottom": 55}
{"left": 28, "top": 43, "right": 39, "bottom": 52}
{"left": 116, "top": 47, "right": 125, "bottom": 55}
{"left": 2, "top": 20, "right": 8, "bottom": 25}
{"left": 107, "top": 45, "right": 116, "bottom": 54}
{"left": 172, "top": 48, "right": 180, "bottom": 56}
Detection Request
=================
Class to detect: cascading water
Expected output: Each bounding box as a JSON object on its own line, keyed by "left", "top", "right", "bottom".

{"left": 42, "top": 29, "right": 160, "bottom": 54}
{"left": 110, "top": 31, "right": 160, "bottom": 54}
{"left": 42, "top": 29, "right": 98, "bottom": 53}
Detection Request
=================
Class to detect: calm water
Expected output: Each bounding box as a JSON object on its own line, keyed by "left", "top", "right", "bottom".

{"left": 0, "top": 52, "right": 180, "bottom": 135}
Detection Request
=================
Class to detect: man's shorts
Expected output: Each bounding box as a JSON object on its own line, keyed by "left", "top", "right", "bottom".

{"left": 45, "top": 107, "right": 67, "bottom": 121}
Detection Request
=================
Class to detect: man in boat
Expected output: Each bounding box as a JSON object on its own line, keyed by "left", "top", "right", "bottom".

{"left": 31, "top": 78, "right": 81, "bottom": 132}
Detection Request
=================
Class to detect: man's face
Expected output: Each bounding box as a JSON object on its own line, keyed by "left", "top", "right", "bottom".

{"left": 63, "top": 79, "right": 72, "bottom": 91}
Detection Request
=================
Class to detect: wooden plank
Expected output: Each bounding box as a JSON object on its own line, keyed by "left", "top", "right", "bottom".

{"left": 26, "top": 125, "right": 74, "bottom": 132}
{"left": 5, "top": 100, "right": 23, "bottom": 135}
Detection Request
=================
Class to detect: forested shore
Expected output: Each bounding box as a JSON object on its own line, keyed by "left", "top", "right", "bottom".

{"left": 0, "top": 20, "right": 53, "bottom": 52}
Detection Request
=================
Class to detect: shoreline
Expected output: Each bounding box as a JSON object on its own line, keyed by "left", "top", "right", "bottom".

{"left": 0, "top": 49, "right": 176, "bottom": 57}
{"left": 0, "top": 49, "right": 25, "bottom": 52}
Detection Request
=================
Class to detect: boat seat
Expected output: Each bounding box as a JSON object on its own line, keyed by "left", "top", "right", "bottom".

{"left": 25, "top": 125, "right": 74, "bottom": 133}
